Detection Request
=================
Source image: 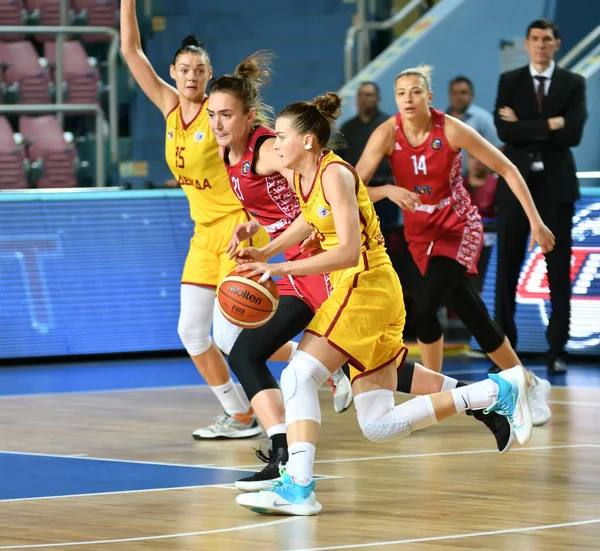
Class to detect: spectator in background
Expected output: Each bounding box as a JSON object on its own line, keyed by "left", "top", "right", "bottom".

{"left": 446, "top": 76, "right": 502, "bottom": 174}
{"left": 494, "top": 18, "right": 587, "bottom": 374}
{"left": 464, "top": 155, "right": 497, "bottom": 220}
{"left": 338, "top": 82, "right": 399, "bottom": 226}
{"left": 464, "top": 155, "right": 498, "bottom": 294}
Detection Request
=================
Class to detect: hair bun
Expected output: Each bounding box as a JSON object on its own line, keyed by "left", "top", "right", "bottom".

{"left": 312, "top": 92, "right": 342, "bottom": 121}
{"left": 181, "top": 35, "right": 201, "bottom": 48}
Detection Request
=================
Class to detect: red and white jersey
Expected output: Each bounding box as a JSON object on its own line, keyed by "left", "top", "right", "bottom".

{"left": 387, "top": 108, "right": 481, "bottom": 243}
{"left": 387, "top": 108, "right": 483, "bottom": 274}
{"left": 224, "top": 126, "right": 303, "bottom": 260}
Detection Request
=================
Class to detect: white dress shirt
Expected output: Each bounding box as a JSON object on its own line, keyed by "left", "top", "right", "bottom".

{"left": 529, "top": 60, "right": 555, "bottom": 171}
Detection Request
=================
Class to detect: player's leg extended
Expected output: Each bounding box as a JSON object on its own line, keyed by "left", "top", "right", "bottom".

{"left": 230, "top": 295, "right": 315, "bottom": 491}
{"left": 447, "top": 278, "right": 552, "bottom": 427}
{"left": 236, "top": 333, "right": 346, "bottom": 516}
{"left": 179, "top": 284, "right": 261, "bottom": 440}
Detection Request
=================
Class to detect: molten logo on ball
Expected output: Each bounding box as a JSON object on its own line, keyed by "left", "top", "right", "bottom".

{"left": 218, "top": 270, "right": 279, "bottom": 329}
{"left": 226, "top": 285, "right": 263, "bottom": 305}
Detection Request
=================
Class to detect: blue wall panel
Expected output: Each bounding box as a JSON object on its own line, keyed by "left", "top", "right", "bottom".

{"left": 0, "top": 191, "right": 193, "bottom": 358}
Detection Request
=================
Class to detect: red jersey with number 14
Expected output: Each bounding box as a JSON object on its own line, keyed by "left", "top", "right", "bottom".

{"left": 386, "top": 108, "right": 482, "bottom": 275}
{"left": 224, "top": 126, "right": 302, "bottom": 260}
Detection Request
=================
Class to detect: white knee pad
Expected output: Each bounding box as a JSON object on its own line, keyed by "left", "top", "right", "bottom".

{"left": 355, "top": 391, "right": 437, "bottom": 443}
{"left": 212, "top": 302, "right": 243, "bottom": 355}
{"left": 280, "top": 350, "right": 331, "bottom": 425}
{"left": 177, "top": 284, "right": 215, "bottom": 356}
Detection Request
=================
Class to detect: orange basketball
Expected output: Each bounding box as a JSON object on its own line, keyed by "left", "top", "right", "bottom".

{"left": 217, "top": 269, "right": 279, "bottom": 328}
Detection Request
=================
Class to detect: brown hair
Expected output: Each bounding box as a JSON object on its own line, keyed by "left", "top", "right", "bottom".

{"left": 278, "top": 92, "right": 343, "bottom": 148}
{"left": 209, "top": 50, "right": 274, "bottom": 126}
{"left": 172, "top": 35, "right": 210, "bottom": 66}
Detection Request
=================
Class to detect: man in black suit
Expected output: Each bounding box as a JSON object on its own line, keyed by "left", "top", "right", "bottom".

{"left": 494, "top": 19, "right": 587, "bottom": 373}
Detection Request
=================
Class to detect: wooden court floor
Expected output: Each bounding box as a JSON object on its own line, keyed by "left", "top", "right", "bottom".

{"left": 0, "top": 384, "right": 599, "bottom": 550}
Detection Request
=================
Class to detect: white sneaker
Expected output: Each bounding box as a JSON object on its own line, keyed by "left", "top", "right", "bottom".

{"left": 485, "top": 365, "right": 533, "bottom": 445}
{"left": 328, "top": 368, "right": 353, "bottom": 413}
{"left": 236, "top": 471, "right": 322, "bottom": 516}
{"left": 528, "top": 372, "right": 552, "bottom": 426}
{"left": 192, "top": 410, "right": 263, "bottom": 440}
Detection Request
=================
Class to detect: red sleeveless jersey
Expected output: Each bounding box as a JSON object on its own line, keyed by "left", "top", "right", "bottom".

{"left": 224, "top": 126, "right": 302, "bottom": 260}
{"left": 386, "top": 108, "right": 482, "bottom": 274}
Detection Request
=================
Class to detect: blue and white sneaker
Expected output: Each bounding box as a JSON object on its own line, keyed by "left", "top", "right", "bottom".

{"left": 484, "top": 365, "right": 533, "bottom": 445}
{"left": 236, "top": 470, "right": 322, "bottom": 516}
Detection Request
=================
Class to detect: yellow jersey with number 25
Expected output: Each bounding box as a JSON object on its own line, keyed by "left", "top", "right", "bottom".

{"left": 165, "top": 99, "right": 243, "bottom": 226}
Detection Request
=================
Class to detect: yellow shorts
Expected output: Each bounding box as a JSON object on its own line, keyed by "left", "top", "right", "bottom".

{"left": 181, "top": 210, "right": 270, "bottom": 289}
{"left": 305, "top": 263, "right": 407, "bottom": 382}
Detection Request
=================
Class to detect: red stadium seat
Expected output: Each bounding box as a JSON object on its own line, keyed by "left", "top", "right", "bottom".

{"left": 0, "top": 0, "right": 27, "bottom": 41}
{"left": 23, "top": 0, "right": 73, "bottom": 41}
{"left": 72, "top": 0, "right": 119, "bottom": 42}
{"left": 44, "top": 40, "right": 101, "bottom": 107}
{"left": 0, "top": 115, "right": 28, "bottom": 189}
{"left": 0, "top": 41, "right": 52, "bottom": 104}
{"left": 19, "top": 115, "right": 78, "bottom": 188}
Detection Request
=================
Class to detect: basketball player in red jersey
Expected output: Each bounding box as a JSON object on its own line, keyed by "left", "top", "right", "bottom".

{"left": 356, "top": 65, "right": 554, "bottom": 427}
{"left": 206, "top": 51, "right": 353, "bottom": 490}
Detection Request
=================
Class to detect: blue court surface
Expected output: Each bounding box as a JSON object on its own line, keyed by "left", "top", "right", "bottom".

{"left": 0, "top": 452, "right": 253, "bottom": 502}
{"left": 1, "top": 355, "right": 599, "bottom": 397}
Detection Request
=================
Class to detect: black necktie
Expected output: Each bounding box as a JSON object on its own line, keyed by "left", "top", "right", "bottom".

{"left": 535, "top": 76, "right": 548, "bottom": 113}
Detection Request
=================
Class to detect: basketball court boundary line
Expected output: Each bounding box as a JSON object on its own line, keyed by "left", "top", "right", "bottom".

{"left": 283, "top": 518, "right": 600, "bottom": 551}
{"left": 227, "top": 443, "right": 596, "bottom": 469}
{"left": 0, "top": 483, "right": 245, "bottom": 504}
{"left": 0, "top": 517, "right": 302, "bottom": 549}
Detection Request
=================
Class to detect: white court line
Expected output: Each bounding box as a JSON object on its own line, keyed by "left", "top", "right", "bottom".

{"left": 284, "top": 518, "right": 600, "bottom": 551}
{"left": 0, "top": 383, "right": 203, "bottom": 400}
{"left": 0, "top": 517, "right": 301, "bottom": 549}
{"left": 228, "top": 444, "right": 594, "bottom": 469}
{"left": 550, "top": 400, "right": 600, "bottom": 407}
{"left": 0, "top": 449, "right": 247, "bottom": 471}
{"left": 0, "top": 483, "right": 243, "bottom": 504}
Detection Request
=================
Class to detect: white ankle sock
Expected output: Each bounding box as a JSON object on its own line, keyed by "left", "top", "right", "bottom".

{"left": 266, "top": 424, "right": 286, "bottom": 438}
{"left": 329, "top": 367, "right": 346, "bottom": 383}
{"left": 441, "top": 376, "right": 459, "bottom": 392}
{"left": 288, "top": 341, "right": 299, "bottom": 361}
{"left": 286, "top": 442, "right": 315, "bottom": 485}
{"left": 451, "top": 379, "right": 499, "bottom": 413}
{"left": 210, "top": 379, "right": 251, "bottom": 415}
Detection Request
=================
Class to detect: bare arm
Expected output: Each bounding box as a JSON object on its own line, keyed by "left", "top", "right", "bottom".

{"left": 254, "top": 137, "right": 293, "bottom": 180}
{"left": 356, "top": 117, "right": 420, "bottom": 211}
{"left": 355, "top": 117, "right": 396, "bottom": 185}
{"left": 446, "top": 115, "right": 555, "bottom": 252}
{"left": 120, "top": 0, "right": 178, "bottom": 116}
{"left": 281, "top": 164, "right": 361, "bottom": 276}
{"left": 258, "top": 214, "right": 313, "bottom": 260}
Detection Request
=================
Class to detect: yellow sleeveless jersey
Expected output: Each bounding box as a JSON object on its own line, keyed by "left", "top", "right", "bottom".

{"left": 165, "top": 100, "right": 243, "bottom": 226}
{"left": 294, "top": 151, "right": 391, "bottom": 286}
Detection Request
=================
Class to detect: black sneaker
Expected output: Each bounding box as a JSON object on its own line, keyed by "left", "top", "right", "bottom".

{"left": 466, "top": 409, "right": 515, "bottom": 453}
{"left": 234, "top": 446, "right": 288, "bottom": 491}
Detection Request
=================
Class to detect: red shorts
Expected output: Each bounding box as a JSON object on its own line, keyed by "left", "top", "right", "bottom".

{"left": 276, "top": 273, "right": 332, "bottom": 313}
{"left": 409, "top": 223, "right": 483, "bottom": 277}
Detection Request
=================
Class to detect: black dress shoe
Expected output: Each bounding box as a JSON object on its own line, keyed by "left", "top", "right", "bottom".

{"left": 548, "top": 355, "right": 567, "bottom": 374}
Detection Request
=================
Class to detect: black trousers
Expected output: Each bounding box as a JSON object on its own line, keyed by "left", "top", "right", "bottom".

{"left": 495, "top": 171, "right": 574, "bottom": 355}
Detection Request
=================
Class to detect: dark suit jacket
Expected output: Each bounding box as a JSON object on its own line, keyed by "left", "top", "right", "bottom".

{"left": 494, "top": 65, "right": 587, "bottom": 205}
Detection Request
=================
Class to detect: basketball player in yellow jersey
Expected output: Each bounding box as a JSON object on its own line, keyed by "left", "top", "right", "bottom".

{"left": 120, "top": 0, "right": 298, "bottom": 440}
{"left": 232, "top": 92, "right": 533, "bottom": 516}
